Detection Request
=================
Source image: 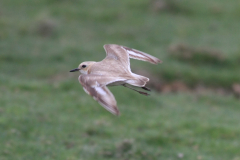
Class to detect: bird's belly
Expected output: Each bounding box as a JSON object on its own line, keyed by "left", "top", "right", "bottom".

{"left": 108, "top": 81, "right": 125, "bottom": 86}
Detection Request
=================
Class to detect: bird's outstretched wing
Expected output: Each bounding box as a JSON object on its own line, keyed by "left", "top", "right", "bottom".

{"left": 103, "top": 44, "right": 162, "bottom": 66}
{"left": 78, "top": 74, "right": 124, "bottom": 116}
{"left": 121, "top": 45, "right": 162, "bottom": 64}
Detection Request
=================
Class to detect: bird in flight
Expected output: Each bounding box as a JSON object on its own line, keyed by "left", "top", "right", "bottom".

{"left": 70, "top": 44, "right": 161, "bottom": 116}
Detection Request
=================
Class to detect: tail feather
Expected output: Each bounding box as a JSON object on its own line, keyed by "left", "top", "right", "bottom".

{"left": 126, "top": 73, "right": 149, "bottom": 87}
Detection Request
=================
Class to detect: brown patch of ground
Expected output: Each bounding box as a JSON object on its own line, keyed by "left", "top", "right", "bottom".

{"left": 150, "top": 0, "right": 168, "bottom": 12}
{"left": 168, "top": 43, "right": 225, "bottom": 63}
{"left": 149, "top": 0, "right": 191, "bottom": 14}
{"left": 35, "top": 19, "right": 58, "bottom": 37}
{"left": 134, "top": 70, "right": 239, "bottom": 99}
{"left": 232, "top": 83, "right": 240, "bottom": 98}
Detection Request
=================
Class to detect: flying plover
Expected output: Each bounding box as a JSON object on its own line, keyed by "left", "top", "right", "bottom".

{"left": 70, "top": 44, "right": 161, "bottom": 116}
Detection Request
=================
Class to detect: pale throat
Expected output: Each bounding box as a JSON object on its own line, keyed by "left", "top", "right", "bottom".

{"left": 80, "top": 69, "right": 88, "bottom": 74}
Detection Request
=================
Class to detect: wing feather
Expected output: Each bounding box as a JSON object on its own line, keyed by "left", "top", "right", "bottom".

{"left": 103, "top": 44, "right": 131, "bottom": 72}
{"left": 103, "top": 44, "right": 162, "bottom": 66}
{"left": 121, "top": 46, "right": 162, "bottom": 64}
{"left": 79, "top": 74, "right": 120, "bottom": 116}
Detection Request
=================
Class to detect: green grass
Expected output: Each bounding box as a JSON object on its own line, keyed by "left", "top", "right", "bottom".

{"left": 1, "top": 0, "right": 240, "bottom": 159}
{"left": 1, "top": 81, "right": 240, "bottom": 160}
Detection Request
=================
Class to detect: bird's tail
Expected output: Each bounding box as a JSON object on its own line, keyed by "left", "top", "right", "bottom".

{"left": 126, "top": 73, "right": 149, "bottom": 87}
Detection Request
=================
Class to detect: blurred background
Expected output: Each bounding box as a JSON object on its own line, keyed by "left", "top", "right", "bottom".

{"left": 0, "top": 0, "right": 240, "bottom": 159}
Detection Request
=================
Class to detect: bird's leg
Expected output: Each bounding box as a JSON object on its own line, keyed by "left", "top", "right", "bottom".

{"left": 142, "top": 86, "right": 151, "bottom": 91}
{"left": 123, "top": 84, "right": 150, "bottom": 96}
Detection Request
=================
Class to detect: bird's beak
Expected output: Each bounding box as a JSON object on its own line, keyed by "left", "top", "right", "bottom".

{"left": 69, "top": 68, "right": 80, "bottom": 72}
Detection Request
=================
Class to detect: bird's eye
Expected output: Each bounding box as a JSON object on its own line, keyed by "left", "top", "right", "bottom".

{"left": 82, "top": 65, "right": 86, "bottom": 68}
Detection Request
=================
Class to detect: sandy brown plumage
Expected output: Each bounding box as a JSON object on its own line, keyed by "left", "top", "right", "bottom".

{"left": 70, "top": 44, "right": 161, "bottom": 116}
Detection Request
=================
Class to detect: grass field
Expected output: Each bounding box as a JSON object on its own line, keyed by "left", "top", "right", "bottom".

{"left": 1, "top": 0, "right": 240, "bottom": 159}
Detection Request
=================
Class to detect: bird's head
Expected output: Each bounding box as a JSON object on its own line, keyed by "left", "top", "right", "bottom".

{"left": 69, "top": 61, "right": 96, "bottom": 74}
